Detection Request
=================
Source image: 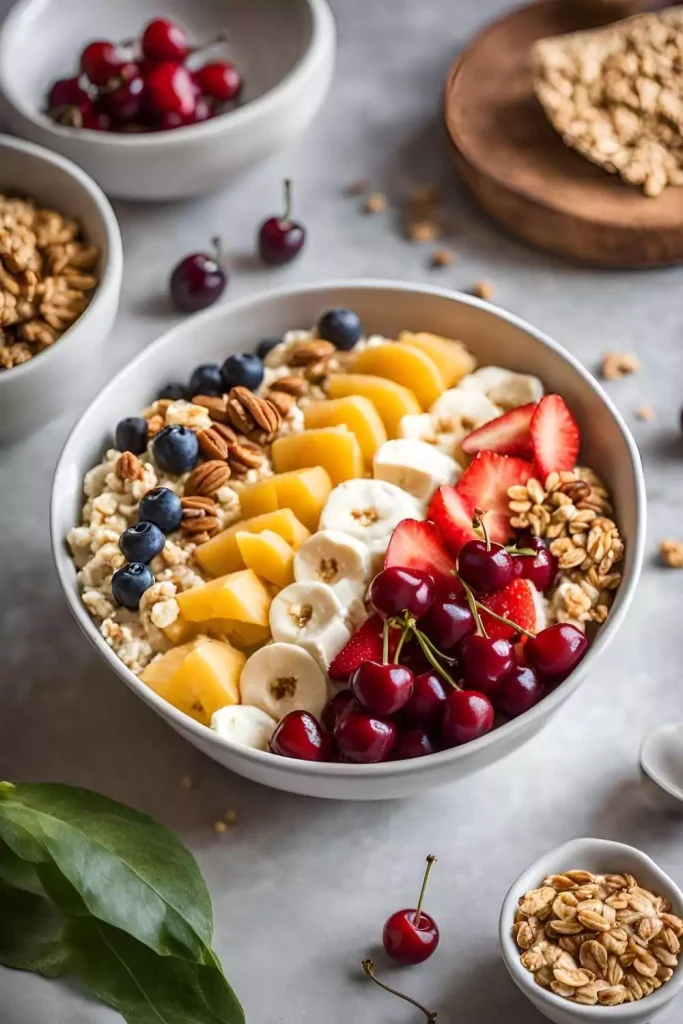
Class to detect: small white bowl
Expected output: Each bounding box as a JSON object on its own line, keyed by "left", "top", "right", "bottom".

{"left": 50, "top": 281, "right": 645, "bottom": 799}
{"left": 0, "top": 134, "right": 122, "bottom": 441}
{"left": 0, "top": 0, "right": 336, "bottom": 201}
{"left": 500, "top": 838, "right": 683, "bottom": 1024}
{"left": 640, "top": 723, "right": 683, "bottom": 809}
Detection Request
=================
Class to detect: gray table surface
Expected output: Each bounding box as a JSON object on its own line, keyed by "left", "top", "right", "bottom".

{"left": 2, "top": 0, "right": 683, "bottom": 1021}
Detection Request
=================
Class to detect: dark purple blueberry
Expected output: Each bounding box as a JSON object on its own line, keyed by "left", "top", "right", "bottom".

{"left": 119, "top": 521, "right": 165, "bottom": 563}
{"left": 153, "top": 425, "right": 199, "bottom": 474}
{"left": 221, "top": 352, "right": 264, "bottom": 392}
{"left": 111, "top": 562, "right": 155, "bottom": 609}
{"left": 256, "top": 337, "right": 281, "bottom": 361}
{"left": 317, "top": 308, "right": 362, "bottom": 351}
{"left": 115, "top": 416, "right": 148, "bottom": 455}
{"left": 157, "top": 382, "right": 187, "bottom": 401}
{"left": 138, "top": 487, "right": 183, "bottom": 533}
{"left": 188, "top": 363, "right": 223, "bottom": 397}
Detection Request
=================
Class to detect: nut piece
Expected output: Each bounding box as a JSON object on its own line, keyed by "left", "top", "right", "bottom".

{"left": 473, "top": 280, "right": 494, "bottom": 301}
{"left": 227, "top": 437, "right": 267, "bottom": 478}
{"left": 197, "top": 425, "right": 232, "bottom": 461}
{"left": 287, "top": 339, "right": 336, "bottom": 367}
{"left": 430, "top": 248, "right": 453, "bottom": 268}
{"left": 266, "top": 390, "right": 296, "bottom": 416}
{"left": 660, "top": 539, "right": 683, "bottom": 568}
{"left": 192, "top": 394, "right": 229, "bottom": 423}
{"left": 226, "top": 386, "right": 281, "bottom": 441}
{"left": 364, "top": 192, "right": 387, "bottom": 214}
{"left": 115, "top": 451, "right": 144, "bottom": 481}
{"left": 184, "top": 460, "right": 231, "bottom": 498}
{"left": 601, "top": 352, "right": 641, "bottom": 380}
{"left": 407, "top": 220, "right": 439, "bottom": 243}
{"left": 269, "top": 375, "right": 307, "bottom": 397}
{"left": 180, "top": 495, "right": 219, "bottom": 537}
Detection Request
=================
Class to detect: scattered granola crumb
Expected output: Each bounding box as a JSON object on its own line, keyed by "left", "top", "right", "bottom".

{"left": 660, "top": 539, "right": 683, "bottom": 568}
{"left": 407, "top": 220, "right": 439, "bottom": 243}
{"left": 408, "top": 183, "right": 439, "bottom": 211}
{"left": 473, "top": 280, "right": 495, "bottom": 301}
{"left": 346, "top": 179, "right": 369, "bottom": 196}
{"left": 634, "top": 405, "right": 654, "bottom": 421}
{"left": 601, "top": 351, "right": 641, "bottom": 380}
{"left": 364, "top": 192, "right": 387, "bottom": 215}
{"left": 224, "top": 809, "right": 237, "bottom": 826}
{"left": 180, "top": 775, "right": 196, "bottom": 791}
{"left": 430, "top": 248, "right": 453, "bottom": 268}
{"left": 214, "top": 820, "right": 228, "bottom": 834}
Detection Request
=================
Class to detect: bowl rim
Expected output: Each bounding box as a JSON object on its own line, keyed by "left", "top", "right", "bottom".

{"left": 640, "top": 723, "right": 683, "bottom": 806}
{"left": 0, "top": 0, "right": 335, "bottom": 149}
{"left": 499, "top": 837, "right": 683, "bottom": 1018}
{"left": 0, "top": 133, "right": 122, "bottom": 388}
{"left": 50, "top": 278, "right": 647, "bottom": 780}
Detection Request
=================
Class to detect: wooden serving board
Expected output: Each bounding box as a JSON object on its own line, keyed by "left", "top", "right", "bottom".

{"left": 444, "top": 0, "right": 683, "bottom": 267}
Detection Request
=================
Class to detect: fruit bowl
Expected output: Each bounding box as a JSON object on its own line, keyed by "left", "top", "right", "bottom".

{"left": 51, "top": 281, "right": 645, "bottom": 799}
{"left": 0, "top": 0, "right": 336, "bottom": 200}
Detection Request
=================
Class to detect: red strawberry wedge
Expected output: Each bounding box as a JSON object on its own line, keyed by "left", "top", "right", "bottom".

{"left": 384, "top": 519, "right": 456, "bottom": 587}
{"left": 479, "top": 578, "right": 538, "bottom": 641}
{"left": 530, "top": 394, "right": 580, "bottom": 481}
{"left": 461, "top": 403, "right": 536, "bottom": 458}
{"left": 455, "top": 451, "right": 534, "bottom": 544}
{"left": 328, "top": 615, "right": 399, "bottom": 682}
{"left": 427, "top": 485, "right": 477, "bottom": 556}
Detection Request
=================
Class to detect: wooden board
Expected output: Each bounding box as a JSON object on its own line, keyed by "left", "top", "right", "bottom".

{"left": 444, "top": 0, "right": 683, "bottom": 267}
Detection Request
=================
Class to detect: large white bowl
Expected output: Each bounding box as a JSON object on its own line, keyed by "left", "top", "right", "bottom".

{"left": 0, "top": 134, "right": 122, "bottom": 441}
{"left": 0, "top": 0, "right": 336, "bottom": 201}
{"left": 50, "top": 281, "right": 646, "bottom": 799}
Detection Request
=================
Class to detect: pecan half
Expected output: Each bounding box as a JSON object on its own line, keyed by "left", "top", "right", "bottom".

{"left": 115, "top": 451, "right": 144, "bottom": 480}
{"left": 227, "top": 437, "right": 267, "bottom": 478}
{"left": 184, "top": 460, "right": 231, "bottom": 497}
{"left": 197, "top": 424, "right": 233, "bottom": 461}
{"left": 269, "top": 375, "right": 307, "bottom": 397}
{"left": 266, "top": 390, "right": 296, "bottom": 416}
{"left": 192, "top": 394, "right": 229, "bottom": 423}
{"left": 288, "top": 339, "right": 335, "bottom": 366}
{"left": 226, "top": 386, "right": 281, "bottom": 440}
{"left": 180, "top": 495, "right": 219, "bottom": 536}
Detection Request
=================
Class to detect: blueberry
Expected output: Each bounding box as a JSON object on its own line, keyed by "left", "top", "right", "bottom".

{"left": 317, "top": 308, "right": 363, "bottom": 351}
{"left": 189, "top": 363, "right": 224, "bottom": 397}
{"left": 111, "top": 562, "right": 155, "bottom": 610}
{"left": 138, "top": 487, "right": 183, "bottom": 533}
{"left": 115, "top": 416, "right": 148, "bottom": 455}
{"left": 157, "top": 382, "right": 188, "bottom": 401}
{"left": 153, "top": 425, "right": 199, "bottom": 474}
{"left": 256, "top": 337, "right": 281, "bottom": 361}
{"left": 222, "top": 352, "right": 264, "bottom": 392}
{"left": 119, "top": 521, "right": 165, "bottom": 563}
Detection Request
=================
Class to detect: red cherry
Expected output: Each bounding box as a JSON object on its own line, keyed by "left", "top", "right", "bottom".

{"left": 458, "top": 538, "right": 514, "bottom": 592}
{"left": 459, "top": 634, "right": 515, "bottom": 694}
{"left": 194, "top": 61, "right": 242, "bottom": 102}
{"left": 525, "top": 623, "right": 587, "bottom": 678}
{"left": 321, "top": 689, "right": 354, "bottom": 733}
{"left": 334, "top": 707, "right": 397, "bottom": 763}
{"left": 441, "top": 689, "right": 494, "bottom": 747}
{"left": 141, "top": 17, "right": 190, "bottom": 63}
{"left": 270, "top": 711, "right": 330, "bottom": 761}
{"left": 157, "top": 96, "right": 212, "bottom": 129}
{"left": 513, "top": 533, "right": 558, "bottom": 592}
{"left": 103, "top": 67, "right": 146, "bottom": 123}
{"left": 80, "top": 41, "right": 122, "bottom": 86}
{"left": 420, "top": 597, "right": 475, "bottom": 651}
{"left": 169, "top": 238, "right": 227, "bottom": 313}
{"left": 145, "top": 61, "right": 196, "bottom": 117}
{"left": 258, "top": 179, "right": 306, "bottom": 266}
{"left": 383, "top": 855, "right": 439, "bottom": 965}
{"left": 350, "top": 661, "right": 414, "bottom": 717}
{"left": 369, "top": 566, "right": 435, "bottom": 621}
{"left": 392, "top": 728, "right": 436, "bottom": 760}
{"left": 48, "top": 76, "right": 89, "bottom": 110}
{"left": 496, "top": 664, "right": 544, "bottom": 718}
{"left": 401, "top": 671, "right": 448, "bottom": 728}
{"left": 81, "top": 104, "right": 112, "bottom": 131}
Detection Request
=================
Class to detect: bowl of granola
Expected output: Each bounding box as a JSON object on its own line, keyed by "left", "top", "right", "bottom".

{"left": 51, "top": 281, "right": 645, "bottom": 799}
{"left": 0, "top": 134, "right": 122, "bottom": 440}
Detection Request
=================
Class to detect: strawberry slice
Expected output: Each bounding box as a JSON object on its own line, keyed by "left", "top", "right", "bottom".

{"left": 461, "top": 403, "right": 536, "bottom": 458}
{"left": 427, "top": 485, "right": 477, "bottom": 556}
{"left": 530, "top": 394, "right": 580, "bottom": 480}
{"left": 385, "top": 518, "right": 456, "bottom": 587}
{"left": 455, "top": 451, "right": 534, "bottom": 544}
{"left": 328, "top": 615, "right": 399, "bottom": 681}
{"left": 479, "top": 578, "right": 538, "bottom": 641}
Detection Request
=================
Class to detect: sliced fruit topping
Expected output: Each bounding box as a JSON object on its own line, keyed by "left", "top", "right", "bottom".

{"left": 426, "top": 485, "right": 477, "bottom": 556}
{"left": 460, "top": 403, "right": 536, "bottom": 458}
{"left": 328, "top": 614, "right": 398, "bottom": 681}
{"left": 384, "top": 518, "right": 456, "bottom": 586}
{"left": 530, "top": 394, "right": 580, "bottom": 481}
{"left": 478, "top": 578, "right": 538, "bottom": 641}
{"left": 455, "top": 451, "right": 534, "bottom": 544}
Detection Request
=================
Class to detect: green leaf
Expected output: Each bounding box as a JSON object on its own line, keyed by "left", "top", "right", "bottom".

{"left": 0, "top": 886, "right": 71, "bottom": 978}
{"left": 0, "top": 840, "right": 47, "bottom": 897}
{"left": 0, "top": 783, "right": 213, "bottom": 963}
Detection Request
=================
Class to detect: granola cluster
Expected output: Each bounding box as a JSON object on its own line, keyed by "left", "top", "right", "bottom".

{"left": 0, "top": 194, "right": 99, "bottom": 369}
{"left": 514, "top": 870, "right": 682, "bottom": 1006}
{"left": 533, "top": 8, "right": 683, "bottom": 197}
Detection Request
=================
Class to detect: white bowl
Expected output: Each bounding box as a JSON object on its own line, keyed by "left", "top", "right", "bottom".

{"left": 50, "top": 281, "right": 646, "bottom": 799}
{"left": 0, "top": 0, "right": 336, "bottom": 201}
{"left": 500, "top": 838, "right": 683, "bottom": 1023}
{"left": 0, "top": 134, "right": 122, "bottom": 441}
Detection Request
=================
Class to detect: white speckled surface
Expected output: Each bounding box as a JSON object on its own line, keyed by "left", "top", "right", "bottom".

{"left": 1, "top": 1, "right": 683, "bottom": 1021}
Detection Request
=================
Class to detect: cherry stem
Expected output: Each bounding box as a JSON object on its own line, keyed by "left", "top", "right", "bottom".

{"left": 459, "top": 575, "right": 488, "bottom": 639}
{"left": 473, "top": 506, "right": 490, "bottom": 551}
{"left": 473, "top": 599, "right": 536, "bottom": 640}
{"left": 281, "top": 178, "right": 292, "bottom": 224}
{"left": 414, "top": 854, "right": 436, "bottom": 925}
{"left": 211, "top": 236, "right": 225, "bottom": 268}
{"left": 393, "top": 619, "right": 411, "bottom": 664}
{"left": 411, "top": 625, "right": 459, "bottom": 688}
{"left": 382, "top": 620, "right": 390, "bottom": 665}
{"left": 506, "top": 545, "right": 537, "bottom": 558}
{"left": 361, "top": 960, "right": 438, "bottom": 1022}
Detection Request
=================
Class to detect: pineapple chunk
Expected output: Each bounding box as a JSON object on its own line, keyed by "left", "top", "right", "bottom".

{"left": 196, "top": 508, "right": 310, "bottom": 577}
{"left": 239, "top": 467, "right": 332, "bottom": 531}
{"left": 141, "top": 641, "right": 200, "bottom": 704}
{"left": 326, "top": 374, "right": 421, "bottom": 438}
{"left": 235, "top": 530, "right": 294, "bottom": 589}
{"left": 176, "top": 569, "right": 271, "bottom": 626}
{"left": 271, "top": 426, "right": 364, "bottom": 486}
{"left": 162, "top": 616, "right": 200, "bottom": 646}
{"left": 398, "top": 331, "right": 476, "bottom": 387}
{"left": 303, "top": 396, "right": 387, "bottom": 464}
{"left": 352, "top": 343, "right": 445, "bottom": 410}
{"left": 206, "top": 619, "right": 271, "bottom": 649}
{"left": 168, "top": 639, "right": 245, "bottom": 725}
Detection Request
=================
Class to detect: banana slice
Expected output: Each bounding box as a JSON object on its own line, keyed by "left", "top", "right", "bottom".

{"left": 428, "top": 387, "right": 503, "bottom": 434}
{"left": 398, "top": 413, "right": 465, "bottom": 459}
{"left": 269, "top": 581, "right": 351, "bottom": 670}
{"left": 458, "top": 366, "right": 544, "bottom": 410}
{"left": 239, "top": 642, "right": 328, "bottom": 721}
{"left": 319, "top": 479, "right": 423, "bottom": 568}
{"left": 211, "top": 704, "right": 277, "bottom": 751}
{"left": 333, "top": 578, "right": 369, "bottom": 630}
{"left": 293, "top": 529, "right": 370, "bottom": 596}
{"left": 373, "top": 438, "right": 461, "bottom": 502}
{"left": 529, "top": 581, "right": 548, "bottom": 633}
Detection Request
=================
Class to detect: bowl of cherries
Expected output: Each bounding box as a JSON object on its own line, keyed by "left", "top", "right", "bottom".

{"left": 0, "top": 0, "right": 336, "bottom": 200}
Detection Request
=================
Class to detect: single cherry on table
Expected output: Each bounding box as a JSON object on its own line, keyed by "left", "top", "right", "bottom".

{"left": 383, "top": 854, "right": 440, "bottom": 964}
{"left": 169, "top": 237, "right": 228, "bottom": 313}
{"left": 258, "top": 179, "right": 306, "bottom": 265}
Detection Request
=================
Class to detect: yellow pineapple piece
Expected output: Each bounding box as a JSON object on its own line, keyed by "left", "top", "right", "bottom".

{"left": 196, "top": 508, "right": 310, "bottom": 577}
{"left": 235, "top": 530, "right": 294, "bottom": 589}
{"left": 162, "top": 616, "right": 199, "bottom": 646}
{"left": 326, "top": 374, "right": 421, "bottom": 438}
{"left": 271, "top": 426, "right": 364, "bottom": 486}
{"left": 206, "top": 619, "right": 271, "bottom": 649}
{"left": 141, "top": 641, "right": 200, "bottom": 705}
{"left": 239, "top": 466, "right": 332, "bottom": 531}
{"left": 167, "top": 638, "right": 245, "bottom": 725}
{"left": 398, "top": 331, "right": 476, "bottom": 387}
{"left": 302, "top": 396, "right": 387, "bottom": 464}
{"left": 351, "top": 343, "right": 445, "bottom": 410}
{"left": 176, "top": 569, "right": 271, "bottom": 626}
